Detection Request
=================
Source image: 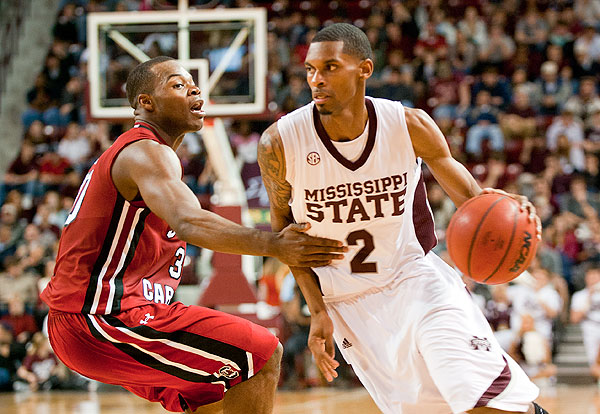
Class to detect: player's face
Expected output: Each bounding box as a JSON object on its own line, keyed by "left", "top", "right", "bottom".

{"left": 150, "top": 61, "right": 205, "bottom": 133}
{"left": 305, "top": 41, "right": 371, "bottom": 115}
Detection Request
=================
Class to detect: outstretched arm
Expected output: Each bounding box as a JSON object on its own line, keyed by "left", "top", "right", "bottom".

{"left": 258, "top": 123, "right": 340, "bottom": 381}
{"left": 110, "top": 139, "right": 345, "bottom": 267}
{"left": 407, "top": 108, "right": 541, "bottom": 238}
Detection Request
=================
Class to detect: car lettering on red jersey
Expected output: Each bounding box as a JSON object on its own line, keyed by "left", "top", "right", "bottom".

{"left": 142, "top": 279, "right": 175, "bottom": 305}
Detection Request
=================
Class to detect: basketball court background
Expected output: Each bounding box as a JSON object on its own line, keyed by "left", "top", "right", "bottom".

{"left": 1, "top": 1, "right": 598, "bottom": 413}
{"left": 1, "top": 385, "right": 598, "bottom": 413}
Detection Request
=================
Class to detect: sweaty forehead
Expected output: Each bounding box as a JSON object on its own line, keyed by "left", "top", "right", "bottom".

{"left": 306, "top": 41, "right": 355, "bottom": 63}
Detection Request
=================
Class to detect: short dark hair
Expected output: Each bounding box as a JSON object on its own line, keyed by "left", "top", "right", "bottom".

{"left": 311, "top": 23, "right": 373, "bottom": 60}
{"left": 126, "top": 56, "right": 174, "bottom": 109}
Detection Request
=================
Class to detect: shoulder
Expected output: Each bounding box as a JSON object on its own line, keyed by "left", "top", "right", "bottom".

{"left": 118, "top": 139, "right": 176, "bottom": 167}
{"left": 404, "top": 107, "right": 438, "bottom": 137}
{"left": 258, "top": 122, "right": 283, "bottom": 153}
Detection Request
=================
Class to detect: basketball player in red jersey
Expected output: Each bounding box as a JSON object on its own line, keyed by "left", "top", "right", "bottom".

{"left": 40, "top": 56, "right": 346, "bottom": 414}
{"left": 258, "top": 24, "right": 548, "bottom": 414}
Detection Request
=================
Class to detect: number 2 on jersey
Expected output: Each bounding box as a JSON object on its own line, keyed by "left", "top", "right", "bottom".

{"left": 347, "top": 230, "right": 377, "bottom": 273}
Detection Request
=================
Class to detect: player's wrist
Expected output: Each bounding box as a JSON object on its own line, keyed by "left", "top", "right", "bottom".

{"left": 264, "top": 231, "right": 280, "bottom": 259}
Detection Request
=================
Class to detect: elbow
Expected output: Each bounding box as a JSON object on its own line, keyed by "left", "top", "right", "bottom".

{"left": 169, "top": 215, "right": 198, "bottom": 244}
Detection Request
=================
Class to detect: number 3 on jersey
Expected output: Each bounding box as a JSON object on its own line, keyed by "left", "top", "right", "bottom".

{"left": 169, "top": 247, "right": 186, "bottom": 279}
{"left": 347, "top": 229, "right": 377, "bottom": 273}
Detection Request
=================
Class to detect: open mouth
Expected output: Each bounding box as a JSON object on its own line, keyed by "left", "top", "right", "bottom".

{"left": 190, "top": 100, "right": 205, "bottom": 117}
{"left": 313, "top": 93, "right": 329, "bottom": 104}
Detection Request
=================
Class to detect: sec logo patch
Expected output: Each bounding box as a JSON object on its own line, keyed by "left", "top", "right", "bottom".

{"left": 307, "top": 152, "right": 320, "bottom": 165}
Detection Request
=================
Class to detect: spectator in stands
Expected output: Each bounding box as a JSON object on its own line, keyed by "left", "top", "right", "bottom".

{"left": 463, "top": 90, "right": 505, "bottom": 158}
{"left": 373, "top": 67, "right": 416, "bottom": 106}
{"left": 508, "top": 313, "right": 557, "bottom": 386}
{"left": 0, "top": 256, "right": 39, "bottom": 308}
{"left": 43, "top": 191, "right": 71, "bottom": 230}
{"left": 478, "top": 24, "right": 516, "bottom": 68}
{"left": 15, "top": 223, "right": 52, "bottom": 276}
{"left": 471, "top": 65, "right": 512, "bottom": 110}
{"left": 533, "top": 61, "right": 572, "bottom": 116}
{"left": 510, "top": 268, "right": 562, "bottom": 345}
{"left": 53, "top": 3, "right": 79, "bottom": 44}
{"left": 42, "top": 53, "right": 71, "bottom": 108}
{"left": 37, "top": 151, "right": 79, "bottom": 197}
{"left": 572, "top": 39, "right": 600, "bottom": 79}
{"left": 582, "top": 153, "right": 600, "bottom": 192}
{"left": 22, "top": 73, "right": 60, "bottom": 129}
{"left": 515, "top": 7, "right": 549, "bottom": 51}
{"left": 457, "top": 6, "right": 487, "bottom": 47}
{"left": 0, "top": 296, "right": 38, "bottom": 344}
{"left": 485, "top": 284, "right": 515, "bottom": 351}
{"left": 58, "top": 77, "right": 84, "bottom": 125}
{"left": 449, "top": 30, "right": 478, "bottom": 75}
{"left": 415, "top": 21, "right": 448, "bottom": 59}
{"left": 0, "top": 322, "right": 26, "bottom": 392}
{"left": 547, "top": 103, "right": 586, "bottom": 171}
{"left": 427, "top": 182, "right": 455, "bottom": 238}
{"left": 564, "top": 77, "right": 600, "bottom": 123}
{"left": 0, "top": 224, "right": 17, "bottom": 270}
{"left": 1, "top": 140, "right": 39, "bottom": 207}
{"left": 574, "top": 22, "right": 600, "bottom": 62}
{"left": 571, "top": 267, "right": 600, "bottom": 383}
{"left": 559, "top": 175, "right": 600, "bottom": 218}
{"left": 478, "top": 154, "right": 510, "bottom": 190}
{"left": 500, "top": 86, "right": 538, "bottom": 141}
{"left": 428, "top": 60, "right": 459, "bottom": 119}
{"left": 575, "top": 0, "right": 600, "bottom": 28}
{"left": 276, "top": 73, "right": 311, "bottom": 113}
{"left": 0, "top": 204, "right": 26, "bottom": 248}
{"left": 57, "top": 123, "right": 91, "bottom": 174}
{"left": 532, "top": 176, "right": 559, "bottom": 225}
{"left": 15, "top": 332, "right": 65, "bottom": 392}
{"left": 32, "top": 204, "right": 60, "bottom": 242}
{"left": 279, "top": 274, "right": 311, "bottom": 389}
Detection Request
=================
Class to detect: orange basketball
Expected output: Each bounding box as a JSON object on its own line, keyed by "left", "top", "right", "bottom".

{"left": 446, "top": 193, "right": 538, "bottom": 285}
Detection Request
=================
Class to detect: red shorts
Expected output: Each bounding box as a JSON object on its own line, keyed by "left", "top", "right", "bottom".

{"left": 47, "top": 302, "right": 279, "bottom": 412}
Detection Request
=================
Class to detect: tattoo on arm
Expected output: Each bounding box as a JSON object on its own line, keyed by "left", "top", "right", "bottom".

{"left": 258, "top": 127, "right": 292, "bottom": 211}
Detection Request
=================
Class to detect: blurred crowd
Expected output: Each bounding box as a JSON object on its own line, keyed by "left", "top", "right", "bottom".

{"left": 5, "top": 0, "right": 600, "bottom": 392}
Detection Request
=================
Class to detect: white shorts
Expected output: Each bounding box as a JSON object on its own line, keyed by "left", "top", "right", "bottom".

{"left": 325, "top": 253, "right": 539, "bottom": 414}
{"left": 581, "top": 321, "right": 600, "bottom": 366}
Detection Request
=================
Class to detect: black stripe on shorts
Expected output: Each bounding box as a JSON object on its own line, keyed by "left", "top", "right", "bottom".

{"left": 84, "top": 315, "right": 232, "bottom": 388}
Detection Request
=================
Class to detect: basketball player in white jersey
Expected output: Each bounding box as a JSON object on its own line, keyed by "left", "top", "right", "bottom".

{"left": 258, "top": 24, "right": 549, "bottom": 414}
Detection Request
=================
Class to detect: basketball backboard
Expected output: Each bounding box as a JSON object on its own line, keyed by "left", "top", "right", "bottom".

{"left": 87, "top": 7, "right": 267, "bottom": 119}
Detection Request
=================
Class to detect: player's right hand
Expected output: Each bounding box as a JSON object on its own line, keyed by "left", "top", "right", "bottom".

{"left": 308, "top": 311, "right": 339, "bottom": 382}
{"left": 273, "top": 223, "right": 347, "bottom": 267}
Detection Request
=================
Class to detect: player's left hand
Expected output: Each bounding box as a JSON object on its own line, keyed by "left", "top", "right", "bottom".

{"left": 307, "top": 311, "right": 339, "bottom": 382}
{"left": 480, "top": 188, "right": 542, "bottom": 241}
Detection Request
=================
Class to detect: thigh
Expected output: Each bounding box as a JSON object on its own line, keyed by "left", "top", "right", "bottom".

{"left": 417, "top": 281, "right": 539, "bottom": 414}
{"left": 47, "top": 304, "right": 278, "bottom": 412}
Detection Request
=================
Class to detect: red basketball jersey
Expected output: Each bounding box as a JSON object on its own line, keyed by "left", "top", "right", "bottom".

{"left": 41, "top": 122, "right": 186, "bottom": 314}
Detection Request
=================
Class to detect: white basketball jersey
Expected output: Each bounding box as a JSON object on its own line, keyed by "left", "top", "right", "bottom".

{"left": 278, "top": 97, "right": 437, "bottom": 301}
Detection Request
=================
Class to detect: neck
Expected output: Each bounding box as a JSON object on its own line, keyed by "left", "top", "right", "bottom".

{"left": 135, "top": 117, "right": 185, "bottom": 150}
{"left": 319, "top": 97, "right": 369, "bottom": 142}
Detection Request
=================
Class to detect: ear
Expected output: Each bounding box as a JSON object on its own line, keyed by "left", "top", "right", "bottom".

{"left": 137, "top": 94, "right": 154, "bottom": 112}
{"left": 359, "top": 58, "right": 374, "bottom": 81}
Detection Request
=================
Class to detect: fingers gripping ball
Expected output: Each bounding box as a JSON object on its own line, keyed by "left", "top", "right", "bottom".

{"left": 446, "top": 193, "right": 538, "bottom": 285}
